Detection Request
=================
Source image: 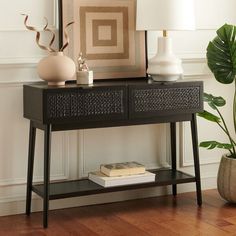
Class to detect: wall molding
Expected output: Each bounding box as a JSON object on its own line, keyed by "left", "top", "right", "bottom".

{"left": 0, "top": 55, "right": 211, "bottom": 87}
{"left": 148, "top": 54, "right": 211, "bottom": 78}
{"left": 182, "top": 57, "right": 206, "bottom": 63}
{"left": 0, "top": 57, "right": 43, "bottom": 85}
{"left": 0, "top": 55, "right": 206, "bottom": 64}
{"left": 0, "top": 174, "right": 66, "bottom": 187}
{"left": 0, "top": 81, "right": 41, "bottom": 86}
{"left": 0, "top": 27, "right": 58, "bottom": 33}
{"left": 0, "top": 56, "right": 209, "bottom": 75}
{"left": 78, "top": 124, "right": 171, "bottom": 178}
{"left": 0, "top": 80, "right": 43, "bottom": 88}
{"left": 0, "top": 56, "right": 42, "bottom": 67}
{"left": 179, "top": 122, "right": 221, "bottom": 167}
{"left": 0, "top": 0, "right": 58, "bottom": 32}
{"left": 0, "top": 132, "right": 70, "bottom": 187}
{"left": 78, "top": 130, "right": 85, "bottom": 178}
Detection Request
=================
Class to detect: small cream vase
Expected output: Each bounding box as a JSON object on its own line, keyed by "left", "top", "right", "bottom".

{"left": 37, "top": 52, "right": 76, "bottom": 86}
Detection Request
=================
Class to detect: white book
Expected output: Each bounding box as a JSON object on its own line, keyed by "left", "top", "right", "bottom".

{"left": 88, "top": 171, "right": 156, "bottom": 187}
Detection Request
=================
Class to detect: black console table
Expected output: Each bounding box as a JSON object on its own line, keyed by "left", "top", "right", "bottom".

{"left": 23, "top": 78, "right": 203, "bottom": 228}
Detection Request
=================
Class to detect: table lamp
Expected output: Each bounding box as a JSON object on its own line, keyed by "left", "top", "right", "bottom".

{"left": 136, "top": 0, "right": 195, "bottom": 81}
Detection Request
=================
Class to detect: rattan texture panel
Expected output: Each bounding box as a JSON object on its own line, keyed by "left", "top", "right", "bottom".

{"left": 47, "top": 89, "right": 125, "bottom": 119}
{"left": 133, "top": 87, "right": 200, "bottom": 113}
{"left": 83, "top": 90, "right": 124, "bottom": 116}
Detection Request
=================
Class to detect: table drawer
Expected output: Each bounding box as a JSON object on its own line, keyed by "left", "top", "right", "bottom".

{"left": 24, "top": 84, "right": 128, "bottom": 124}
{"left": 45, "top": 86, "right": 127, "bottom": 123}
{"left": 129, "top": 83, "right": 203, "bottom": 119}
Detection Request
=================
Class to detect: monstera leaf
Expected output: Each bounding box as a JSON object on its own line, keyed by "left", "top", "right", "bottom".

{"left": 207, "top": 24, "right": 236, "bottom": 84}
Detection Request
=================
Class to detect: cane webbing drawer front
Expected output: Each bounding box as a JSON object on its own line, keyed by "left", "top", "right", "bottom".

{"left": 129, "top": 84, "right": 202, "bottom": 119}
{"left": 23, "top": 80, "right": 203, "bottom": 126}
{"left": 46, "top": 91, "right": 83, "bottom": 119}
{"left": 46, "top": 87, "right": 127, "bottom": 123}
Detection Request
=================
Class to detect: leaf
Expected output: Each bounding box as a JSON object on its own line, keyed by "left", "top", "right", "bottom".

{"left": 213, "top": 96, "right": 226, "bottom": 107}
{"left": 200, "top": 141, "right": 233, "bottom": 150}
{"left": 208, "top": 102, "right": 217, "bottom": 110}
{"left": 207, "top": 24, "right": 236, "bottom": 84}
{"left": 203, "top": 93, "right": 213, "bottom": 101}
{"left": 197, "top": 110, "right": 221, "bottom": 123}
{"left": 203, "top": 93, "right": 226, "bottom": 109}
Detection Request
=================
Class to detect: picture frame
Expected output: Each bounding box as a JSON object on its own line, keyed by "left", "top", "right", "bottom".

{"left": 58, "top": 0, "right": 147, "bottom": 80}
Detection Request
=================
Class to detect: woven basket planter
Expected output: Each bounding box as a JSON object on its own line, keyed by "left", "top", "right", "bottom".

{"left": 217, "top": 154, "right": 236, "bottom": 203}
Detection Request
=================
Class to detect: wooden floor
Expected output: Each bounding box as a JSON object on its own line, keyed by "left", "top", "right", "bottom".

{"left": 1, "top": 189, "right": 236, "bottom": 236}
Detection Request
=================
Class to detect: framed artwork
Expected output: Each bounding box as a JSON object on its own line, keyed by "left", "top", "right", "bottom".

{"left": 59, "top": 0, "right": 147, "bottom": 80}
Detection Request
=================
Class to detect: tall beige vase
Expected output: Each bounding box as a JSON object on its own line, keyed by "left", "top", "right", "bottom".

{"left": 217, "top": 154, "right": 236, "bottom": 202}
{"left": 37, "top": 52, "right": 76, "bottom": 86}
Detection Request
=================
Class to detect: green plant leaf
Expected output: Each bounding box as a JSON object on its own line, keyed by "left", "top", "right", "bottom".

{"left": 200, "top": 141, "right": 233, "bottom": 150}
{"left": 203, "top": 93, "right": 214, "bottom": 103}
{"left": 213, "top": 96, "right": 226, "bottom": 107}
{"left": 197, "top": 110, "right": 221, "bottom": 123}
{"left": 206, "top": 24, "right": 236, "bottom": 84}
{"left": 203, "top": 93, "right": 226, "bottom": 109}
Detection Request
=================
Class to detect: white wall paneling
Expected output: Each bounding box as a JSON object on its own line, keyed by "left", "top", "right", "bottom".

{"left": 196, "top": 0, "right": 236, "bottom": 29}
{"left": 78, "top": 124, "right": 171, "bottom": 178}
{"left": 0, "top": 0, "right": 57, "bottom": 31}
{"left": 180, "top": 122, "right": 222, "bottom": 167}
{"left": 0, "top": 30, "right": 59, "bottom": 69}
{"left": 0, "top": 0, "right": 58, "bottom": 69}
{"left": 0, "top": 86, "right": 71, "bottom": 185}
{"left": 0, "top": 65, "right": 39, "bottom": 84}
{"left": 1, "top": 0, "right": 236, "bottom": 216}
{"left": 0, "top": 83, "right": 76, "bottom": 218}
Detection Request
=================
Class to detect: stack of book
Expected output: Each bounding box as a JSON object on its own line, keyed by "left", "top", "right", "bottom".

{"left": 88, "top": 161, "right": 156, "bottom": 187}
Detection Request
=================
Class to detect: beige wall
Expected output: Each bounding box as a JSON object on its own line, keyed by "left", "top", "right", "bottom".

{"left": 0, "top": 0, "right": 235, "bottom": 215}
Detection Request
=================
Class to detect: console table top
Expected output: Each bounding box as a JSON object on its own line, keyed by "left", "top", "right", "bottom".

{"left": 26, "top": 77, "right": 202, "bottom": 90}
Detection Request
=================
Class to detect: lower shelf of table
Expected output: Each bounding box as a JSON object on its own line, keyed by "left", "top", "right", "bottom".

{"left": 32, "top": 169, "right": 196, "bottom": 200}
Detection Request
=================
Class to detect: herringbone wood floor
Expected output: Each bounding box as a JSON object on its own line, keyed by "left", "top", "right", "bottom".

{"left": 0, "top": 189, "right": 236, "bottom": 236}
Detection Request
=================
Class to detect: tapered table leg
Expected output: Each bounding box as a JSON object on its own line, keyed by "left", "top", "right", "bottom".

{"left": 170, "top": 122, "right": 177, "bottom": 196}
{"left": 191, "top": 114, "right": 202, "bottom": 206}
{"left": 26, "top": 121, "right": 36, "bottom": 215}
{"left": 43, "top": 124, "right": 52, "bottom": 228}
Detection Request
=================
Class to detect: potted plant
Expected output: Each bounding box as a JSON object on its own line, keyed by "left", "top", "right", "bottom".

{"left": 198, "top": 23, "right": 236, "bottom": 202}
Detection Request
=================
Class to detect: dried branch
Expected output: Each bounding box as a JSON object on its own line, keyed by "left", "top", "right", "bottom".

{"left": 22, "top": 14, "right": 55, "bottom": 53}
{"left": 60, "top": 21, "right": 74, "bottom": 52}
{"left": 22, "top": 14, "right": 74, "bottom": 53}
{"left": 43, "top": 17, "right": 56, "bottom": 52}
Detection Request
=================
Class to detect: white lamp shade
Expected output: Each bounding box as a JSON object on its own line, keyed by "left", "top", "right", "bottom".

{"left": 136, "top": 0, "right": 195, "bottom": 31}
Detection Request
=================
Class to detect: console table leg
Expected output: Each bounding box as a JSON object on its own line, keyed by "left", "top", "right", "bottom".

{"left": 26, "top": 121, "right": 36, "bottom": 215}
{"left": 170, "top": 122, "right": 177, "bottom": 196}
{"left": 191, "top": 114, "right": 202, "bottom": 206}
{"left": 43, "top": 125, "right": 52, "bottom": 228}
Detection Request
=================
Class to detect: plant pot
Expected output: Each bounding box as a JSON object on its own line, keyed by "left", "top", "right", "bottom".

{"left": 217, "top": 154, "right": 236, "bottom": 202}
{"left": 37, "top": 52, "right": 76, "bottom": 86}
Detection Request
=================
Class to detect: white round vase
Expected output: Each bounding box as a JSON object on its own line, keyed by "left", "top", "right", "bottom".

{"left": 37, "top": 52, "right": 76, "bottom": 86}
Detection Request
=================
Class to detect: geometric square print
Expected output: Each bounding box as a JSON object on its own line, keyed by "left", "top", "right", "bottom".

{"left": 93, "top": 20, "right": 117, "bottom": 46}
{"left": 62, "top": 0, "right": 147, "bottom": 80}
{"left": 80, "top": 7, "right": 129, "bottom": 60}
{"left": 98, "top": 25, "right": 112, "bottom": 40}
